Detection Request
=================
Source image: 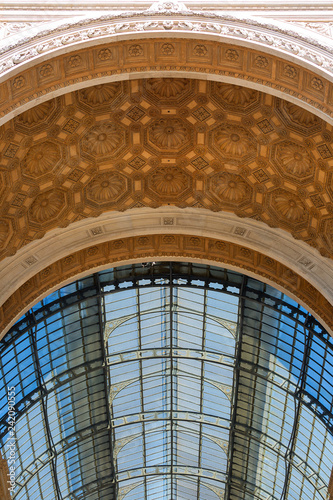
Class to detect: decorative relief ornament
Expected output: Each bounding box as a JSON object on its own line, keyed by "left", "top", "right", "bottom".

{"left": 17, "top": 102, "right": 53, "bottom": 126}
{"left": 87, "top": 173, "right": 126, "bottom": 202}
{"left": 98, "top": 48, "right": 112, "bottom": 61}
{"left": 283, "top": 65, "right": 298, "bottom": 79}
{"left": 225, "top": 49, "right": 239, "bottom": 61}
{"left": 275, "top": 142, "right": 313, "bottom": 176}
{"left": 311, "top": 77, "right": 324, "bottom": 91}
{"left": 271, "top": 190, "right": 307, "bottom": 222}
{"left": 147, "top": 0, "right": 189, "bottom": 12}
{"left": 193, "top": 44, "right": 208, "bottom": 56}
{"left": 67, "top": 55, "right": 82, "bottom": 68}
{"left": 161, "top": 43, "right": 175, "bottom": 55}
{"left": 12, "top": 75, "right": 25, "bottom": 90}
{"left": 2, "top": 6, "right": 333, "bottom": 97}
{"left": 254, "top": 55, "right": 269, "bottom": 68}
{"left": 39, "top": 64, "right": 54, "bottom": 78}
{"left": 147, "top": 78, "right": 188, "bottom": 98}
{"left": 214, "top": 125, "right": 256, "bottom": 158}
{"left": 323, "top": 218, "right": 333, "bottom": 247}
{"left": 22, "top": 141, "right": 61, "bottom": 176}
{"left": 82, "top": 123, "right": 123, "bottom": 156}
{"left": 211, "top": 172, "right": 252, "bottom": 203}
{"left": 78, "top": 83, "right": 120, "bottom": 105}
{"left": 128, "top": 44, "right": 143, "bottom": 57}
{"left": 215, "top": 84, "right": 259, "bottom": 107}
{"left": 149, "top": 118, "right": 189, "bottom": 149}
{"left": 29, "top": 190, "right": 65, "bottom": 222}
{"left": 149, "top": 166, "right": 189, "bottom": 195}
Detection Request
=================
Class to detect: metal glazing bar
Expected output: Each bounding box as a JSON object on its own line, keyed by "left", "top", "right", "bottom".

{"left": 106, "top": 348, "right": 235, "bottom": 367}
{"left": 225, "top": 274, "right": 246, "bottom": 500}
{"left": 197, "top": 286, "right": 208, "bottom": 500}
{"left": 0, "top": 360, "right": 104, "bottom": 440}
{"left": 94, "top": 274, "right": 117, "bottom": 499}
{"left": 30, "top": 312, "right": 63, "bottom": 500}
{"left": 111, "top": 410, "right": 230, "bottom": 430}
{"left": 230, "top": 481, "right": 280, "bottom": 500}
{"left": 116, "top": 465, "right": 227, "bottom": 483}
{"left": 63, "top": 475, "right": 116, "bottom": 500}
{"left": 280, "top": 317, "right": 313, "bottom": 500}
{"left": 234, "top": 422, "right": 327, "bottom": 498}
{"left": 169, "top": 262, "right": 175, "bottom": 499}
{"left": 5, "top": 263, "right": 329, "bottom": 350}
{"left": 135, "top": 286, "right": 148, "bottom": 500}
{"left": 237, "top": 358, "right": 333, "bottom": 436}
{"left": 13, "top": 424, "right": 109, "bottom": 496}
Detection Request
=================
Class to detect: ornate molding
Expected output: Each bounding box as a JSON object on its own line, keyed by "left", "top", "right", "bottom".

{"left": 1, "top": 230, "right": 332, "bottom": 338}
{"left": 1, "top": 1, "right": 333, "bottom": 84}
{"left": 1, "top": 38, "right": 333, "bottom": 127}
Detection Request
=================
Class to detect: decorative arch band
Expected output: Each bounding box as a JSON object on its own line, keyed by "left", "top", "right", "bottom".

{"left": 1, "top": 234, "right": 332, "bottom": 337}
{"left": 1, "top": 38, "right": 333, "bottom": 125}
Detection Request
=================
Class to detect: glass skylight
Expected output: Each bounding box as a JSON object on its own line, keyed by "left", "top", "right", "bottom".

{"left": 0, "top": 262, "right": 331, "bottom": 500}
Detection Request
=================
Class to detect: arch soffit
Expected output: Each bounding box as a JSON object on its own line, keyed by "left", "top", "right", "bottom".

{"left": 0, "top": 208, "right": 332, "bottom": 339}
{"left": 1, "top": 4, "right": 333, "bottom": 123}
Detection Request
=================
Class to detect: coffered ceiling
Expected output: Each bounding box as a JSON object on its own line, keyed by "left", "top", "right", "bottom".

{"left": 1, "top": 77, "right": 333, "bottom": 261}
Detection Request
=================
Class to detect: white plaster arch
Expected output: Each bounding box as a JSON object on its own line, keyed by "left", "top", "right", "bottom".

{"left": 1, "top": 207, "right": 332, "bottom": 336}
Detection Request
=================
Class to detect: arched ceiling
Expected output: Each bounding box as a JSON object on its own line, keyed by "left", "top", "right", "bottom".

{"left": 0, "top": 3, "right": 333, "bottom": 338}
{"left": 0, "top": 75, "right": 333, "bottom": 335}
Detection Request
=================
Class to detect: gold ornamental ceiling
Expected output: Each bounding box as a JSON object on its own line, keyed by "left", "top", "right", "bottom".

{"left": 1, "top": 77, "right": 333, "bottom": 261}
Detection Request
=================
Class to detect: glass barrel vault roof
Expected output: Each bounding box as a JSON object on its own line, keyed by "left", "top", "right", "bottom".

{"left": 0, "top": 262, "right": 332, "bottom": 500}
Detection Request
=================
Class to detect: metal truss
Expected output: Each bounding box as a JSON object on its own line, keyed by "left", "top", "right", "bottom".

{"left": 0, "top": 360, "right": 104, "bottom": 441}
{"left": 13, "top": 423, "right": 109, "bottom": 497}
{"left": 0, "top": 262, "right": 331, "bottom": 500}
{"left": 30, "top": 312, "right": 63, "bottom": 500}
{"left": 63, "top": 476, "right": 116, "bottom": 500}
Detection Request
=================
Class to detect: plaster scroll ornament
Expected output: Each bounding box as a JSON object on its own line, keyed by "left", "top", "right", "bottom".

{"left": 1, "top": 0, "right": 333, "bottom": 85}
{"left": 147, "top": 0, "right": 189, "bottom": 12}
